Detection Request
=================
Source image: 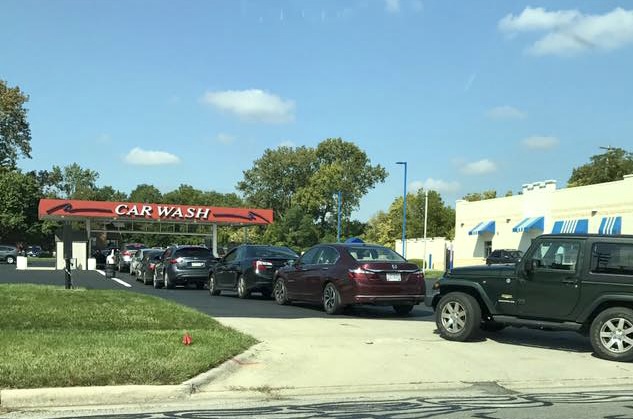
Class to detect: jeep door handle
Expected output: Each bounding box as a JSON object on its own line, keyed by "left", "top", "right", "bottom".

{"left": 562, "top": 278, "right": 577, "bottom": 285}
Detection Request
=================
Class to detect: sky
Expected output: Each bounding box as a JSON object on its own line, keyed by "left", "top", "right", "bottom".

{"left": 2, "top": 0, "right": 633, "bottom": 221}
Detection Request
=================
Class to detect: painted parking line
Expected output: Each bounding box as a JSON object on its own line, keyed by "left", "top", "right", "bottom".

{"left": 95, "top": 270, "right": 133, "bottom": 288}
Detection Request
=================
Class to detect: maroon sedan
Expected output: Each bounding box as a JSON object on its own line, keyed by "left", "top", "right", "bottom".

{"left": 273, "top": 243, "right": 425, "bottom": 315}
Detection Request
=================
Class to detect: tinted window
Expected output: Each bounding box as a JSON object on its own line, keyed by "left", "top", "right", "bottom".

{"left": 509, "top": 251, "right": 523, "bottom": 258}
{"left": 315, "top": 247, "right": 339, "bottom": 265}
{"left": 125, "top": 244, "right": 146, "bottom": 250}
{"left": 223, "top": 249, "right": 238, "bottom": 263}
{"left": 591, "top": 243, "right": 633, "bottom": 276}
{"left": 143, "top": 250, "right": 163, "bottom": 261}
{"left": 248, "top": 246, "right": 298, "bottom": 258}
{"left": 529, "top": 240, "right": 581, "bottom": 271}
{"left": 299, "top": 247, "right": 320, "bottom": 265}
{"left": 489, "top": 250, "right": 500, "bottom": 258}
{"left": 175, "top": 247, "right": 211, "bottom": 258}
{"left": 348, "top": 246, "right": 406, "bottom": 262}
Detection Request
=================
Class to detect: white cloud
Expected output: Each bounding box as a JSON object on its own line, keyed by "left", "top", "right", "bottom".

{"left": 278, "top": 140, "right": 296, "bottom": 148}
{"left": 216, "top": 133, "right": 235, "bottom": 144}
{"left": 521, "top": 135, "right": 560, "bottom": 150}
{"left": 124, "top": 147, "right": 181, "bottom": 166}
{"left": 461, "top": 159, "right": 497, "bottom": 175}
{"left": 201, "top": 89, "right": 295, "bottom": 124}
{"left": 499, "top": 7, "right": 633, "bottom": 56}
{"left": 410, "top": 178, "right": 461, "bottom": 193}
{"left": 486, "top": 105, "right": 526, "bottom": 119}
{"left": 385, "top": 0, "right": 400, "bottom": 13}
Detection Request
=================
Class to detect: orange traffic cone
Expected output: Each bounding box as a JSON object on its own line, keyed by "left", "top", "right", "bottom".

{"left": 182, "top": 332, "right": 192, "bottom": 346}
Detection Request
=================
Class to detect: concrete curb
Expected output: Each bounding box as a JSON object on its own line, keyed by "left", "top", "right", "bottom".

{"left": 0, "top": 344, "right": 263, "bottom": 409}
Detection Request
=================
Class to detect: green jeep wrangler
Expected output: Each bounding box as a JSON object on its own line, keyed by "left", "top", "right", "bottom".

{"left": 429, "top": 234, "right": 633, "bottom": 362}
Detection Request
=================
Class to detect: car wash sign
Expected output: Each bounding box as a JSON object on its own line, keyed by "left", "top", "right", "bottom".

{"left": 38, "top": 199, "right": 273, "bottom": 225}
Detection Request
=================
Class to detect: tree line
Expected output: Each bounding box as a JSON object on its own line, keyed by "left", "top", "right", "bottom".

{"left": 2, "top": 79, "right": 632, "bottom": 252}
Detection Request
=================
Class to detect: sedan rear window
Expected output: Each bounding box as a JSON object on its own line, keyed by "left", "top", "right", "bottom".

{"left": 249, "top": 246, "right": 298, "bottom": 258}
{"left": 348, "top": 246, "right": 406, "bottom": 262}
{"left": 174, "top": 248, "right": 211, "bottom": 258}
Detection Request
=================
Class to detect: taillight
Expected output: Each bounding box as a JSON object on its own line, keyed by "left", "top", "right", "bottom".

{"left": 122, "top": 251, "right": 131, "bottom": 256}
{"left": 347, "top": 267, "right": 380, "bottom": 280}
{"left": 149, "top": 263, "right": 155, "bottom": 270}
{"left": 170, "top": 257, "right": 182, "bottom": 265}
{"left": 253, "top": 260, "right": 273, "bottom": 273}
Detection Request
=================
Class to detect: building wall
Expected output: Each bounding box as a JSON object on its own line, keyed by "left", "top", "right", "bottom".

{"left": 395, "top": 237, "right": 451, "bottom": 271}
{"left": 454, "top": 174, "right": 633, "bottom": 267}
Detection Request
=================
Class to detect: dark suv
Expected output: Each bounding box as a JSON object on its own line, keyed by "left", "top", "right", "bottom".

{"left": 486, "top": 249, "right": 522, "bottom": 265}
{"left": 153, "top": 246, "right": 213, "bottom": 289}
{"left": 429, "top": 234, "right": 633, "bottom": 362}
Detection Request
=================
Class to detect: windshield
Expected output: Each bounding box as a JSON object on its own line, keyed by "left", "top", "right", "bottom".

{"left": 174, "top": 248, "right": 211, "bottom": 258}
{"left": 248, "top": 246, "right": 298, "bottom": 259}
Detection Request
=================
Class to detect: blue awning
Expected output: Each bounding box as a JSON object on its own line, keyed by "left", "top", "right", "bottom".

{"left": 599, "top": 216, "right": 622, "bottom": 235}
{"left": 513, "top": 216, "right": 544, "bottom": 233}
{"left": 468, "top": 221, "right": 495, "bottom": 236}
{"left": 345, "top": 237, "right": 364, "bottom": 244}
{"left": 551, "top": 219, "right": 589, "bottom": 234}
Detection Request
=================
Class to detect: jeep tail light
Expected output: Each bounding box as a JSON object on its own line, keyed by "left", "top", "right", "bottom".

{"left": 253, "top": 260, "right": 273, "bottom": 273}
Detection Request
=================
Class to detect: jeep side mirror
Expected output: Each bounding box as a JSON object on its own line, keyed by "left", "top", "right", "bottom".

{"left": 524, "top": 259, "right": 538, "bottom": 274}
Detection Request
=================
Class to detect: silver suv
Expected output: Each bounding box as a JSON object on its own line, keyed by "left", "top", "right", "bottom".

{"left": 0, "top": 245, "right": 18, "bottom": 264}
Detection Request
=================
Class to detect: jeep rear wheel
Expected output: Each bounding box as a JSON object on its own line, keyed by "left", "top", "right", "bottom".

{"left": 436, "top": 292, "right": 481, "bottom": 341}
{"left": 590, "top": 307, "right": 633, "bottom": 362}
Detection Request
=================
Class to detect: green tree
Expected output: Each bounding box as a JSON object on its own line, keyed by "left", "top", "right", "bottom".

{"left": 129, "top": 184, "right": 163, "bottom": 203}
{"left": 568, "top": 147, "right": 633, "bottom": 187}
{"left": 91, "top": 186, "right": 127, "bottom": 201}
{"left": 48, "top": 163, "right": 99, "bottom": 199}
{"left": 237, "top": 145, "right": 317, "bottom": 219}
{"left": 0, "top": 80, "right": 32, "bottom": 169}
{"left": 261, "top": 206, "right": 319, "bottom": 252}
{"left": 0, "top": 169, "right": 40, "bottom": 243}
{"left": 462, "top": 190, "right": 497, "bottom": 202}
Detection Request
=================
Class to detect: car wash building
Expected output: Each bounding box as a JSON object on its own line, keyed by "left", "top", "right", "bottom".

{"left": 37, "top": 198, "right": 273, "bottom": 270}
{"left": 453, "top": 174, "right": 633, "bottom": 268}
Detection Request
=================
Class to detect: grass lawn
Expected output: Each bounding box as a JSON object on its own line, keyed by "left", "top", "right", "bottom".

{"left": 0, "top": 284, "right": 257, "bottom": 389}
{"left": 424, "top": 270, "right": 444, "bottom": 280}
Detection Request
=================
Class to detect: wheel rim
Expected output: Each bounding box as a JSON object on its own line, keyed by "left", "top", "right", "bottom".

{"left": 209, "top": 276, "right": 215, "bottom": 292}
{"left": 164, "top": 272, "right": 168, "bottom": 287}
{"left": 324, "top": 285, "right": 336, "bottom": 311}
{"left": 599, "top": 317, "right": 633, "bottom": 354}
{"left": 238, "top": 277, "right": 245, "bottom": 295}
{"left": 274, "top": 281, "right": 285, "bottom": 302}
{"left": 7, "top": 257, "right": 14, "bottom": 264}
{"left": 440, "top": 301, "right": 467, "bottom": 333}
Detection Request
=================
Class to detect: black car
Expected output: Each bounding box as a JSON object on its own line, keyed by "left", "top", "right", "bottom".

{"left": 486, "top": 249, "right": 523, "bottom": 265}
{"left": 137, "top": 249, "right": 164, "bottom": 285}
{"left": 209, "top": 245, "right": 298, "bottom": 298}
{"left": 153, "top": 246, "right": 214, "bottom": 289}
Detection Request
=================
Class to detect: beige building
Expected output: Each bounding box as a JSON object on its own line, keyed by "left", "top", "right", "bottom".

{"left": 395, "top": 237, "right": 452, "bottom": 271}
{"left": 453, "top": 174, "right": 633, "bottom": 267}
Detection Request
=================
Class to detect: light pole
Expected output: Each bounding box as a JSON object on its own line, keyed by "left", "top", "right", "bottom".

{"left": 337, "top": 191, "right": 342, "bottom": 243}
{"left": 423, "top": 189, "right": 428, "bottom": 273}
{"left": 396, "top": 161, "right": 407, "bottom": 257}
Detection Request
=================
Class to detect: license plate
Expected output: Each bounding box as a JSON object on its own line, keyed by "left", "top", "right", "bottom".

{"left": 386, "top": 273, "right": 401, "bottom": 281}
{"left": 191, "top": 262, "right": 204, "bottom": 267}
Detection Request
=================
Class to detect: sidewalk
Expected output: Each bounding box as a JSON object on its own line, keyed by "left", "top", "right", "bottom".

{"left": 3, "top": 310, "right": 633, "bottom": 409}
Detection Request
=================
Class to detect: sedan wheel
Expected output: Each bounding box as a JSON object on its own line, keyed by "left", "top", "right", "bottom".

{"left": 323, "top": 283, "right": 343, "bottom": 315}
{"left": 237, "top": 276, "right": 250, "bottom": 299}
{"left": 164, "top": 271, "right": 174, "bottom": 289}
{"left": 590, "top": 307, "right": 633, "bottom": 362}
{"left": 153, "top": 270, "right": 163, "bottom": 289}
{"left": 208, "top": 275, "right": 221, "bottom": 296}
{"left": 273, "top": 279, "right": 289, "bottom": 305}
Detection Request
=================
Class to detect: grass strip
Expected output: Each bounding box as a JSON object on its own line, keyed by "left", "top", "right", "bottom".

{"left": 0, "top": 284, "right": 256, "bottom": 389}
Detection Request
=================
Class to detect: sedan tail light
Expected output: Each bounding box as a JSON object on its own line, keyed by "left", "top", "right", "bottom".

{"left": 169, "top": 257, "right": 183, "bottom": 265}
{"left": 253, "top": 260, "right": 273, "bottom": 274}
{"left": 122, "top": 251, "right": 131, "bottom": 256}
{"left": 149, "top": 263, "right": 155, "bottom": 270}
{"left": 347, "top": 267, "right": 380, "bottom": 280}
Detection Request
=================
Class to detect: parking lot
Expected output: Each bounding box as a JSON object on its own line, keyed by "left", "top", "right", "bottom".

{"left": 3, "top": 263, "right": 633, "bottom": 395}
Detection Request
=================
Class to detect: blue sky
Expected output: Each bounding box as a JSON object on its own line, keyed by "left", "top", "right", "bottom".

{"left": 2, "top": 0, "right": 633, "bottom": 221}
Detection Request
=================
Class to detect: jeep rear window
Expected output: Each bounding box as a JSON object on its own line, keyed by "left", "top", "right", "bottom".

{"left": 591, "top": 243, "right": 633, "bottom": 276}
{"left": 174, "top": 248, "right": 211, "bottom": 258}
